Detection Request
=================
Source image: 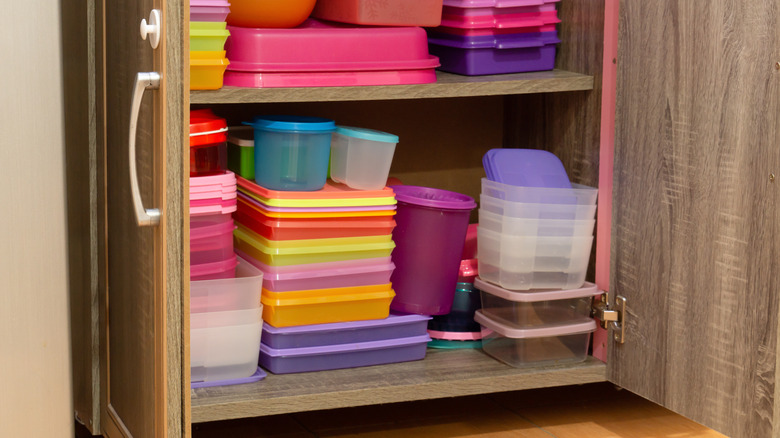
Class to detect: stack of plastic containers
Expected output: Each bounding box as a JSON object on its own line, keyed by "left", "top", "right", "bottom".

{"left": 427, "top": 0, "right": 561, "bottom": 75}
{"left": 475, "top": 149, "right": 599, "bottom": 367}
{"left": 190, "top": 0, "right": 231, "bottom": 89}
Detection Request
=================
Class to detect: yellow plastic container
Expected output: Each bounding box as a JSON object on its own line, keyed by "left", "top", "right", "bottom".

{"left": 239, "top": 196, "right": 396, "bottom": 219}
{"left": 240, "top": 188, "right": 396, "bottom": 208}
{"left": 190, "top": 52, "right": 229, "bottom": 90}
{"left": 236, "top": 224, "right": 392, "bottom": 248}
{"left": 261, "top": 284, "right": 395, "bottom": 327}
{"left": 234, "top": 226, "right": 395, "bottom": 266}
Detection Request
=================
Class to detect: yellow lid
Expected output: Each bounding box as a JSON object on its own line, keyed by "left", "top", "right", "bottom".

{"left": 261, "top": 284, "right": 393, "bottom": 306}
{"left": 241, "top": 189, "right": 396, "bottom": 208}
{"left": 234, "top": 226, "right": 395, "bottom": 255}
{"left": 190, "top": 50, "right": 226, "bottom": 60}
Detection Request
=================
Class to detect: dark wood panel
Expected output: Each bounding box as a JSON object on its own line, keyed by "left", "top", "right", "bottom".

{"left": 609, "top": 1, "right": 780, "bottom": 437}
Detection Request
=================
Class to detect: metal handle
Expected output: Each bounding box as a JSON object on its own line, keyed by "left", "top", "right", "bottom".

{"left": 129, "top": 72, "right": 162, "bottom": 227}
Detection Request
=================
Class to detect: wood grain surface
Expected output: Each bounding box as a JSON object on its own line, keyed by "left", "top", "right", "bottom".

{"left": 191, "top": 350, "right": 606, "bottom": 423}
{"left": 609, "top": 1, "right": 780, "bottom": 437}
{"left": 190, "top": 70, "right": 594, "bottom": 104}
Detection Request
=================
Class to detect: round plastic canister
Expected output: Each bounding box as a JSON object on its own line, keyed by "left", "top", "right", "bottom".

{"left": 245, "top": 115, "right": 336, "bottom": 191}
{"left": 428, "top": 282, "right": 483, "bottom": 332}
{"left": 329, "top": 126, "right": 399, "bottom": 190}
{"left": 190, "top": 109, "right": 228, "bottom": 177}
{"left": 389, "top": 185, "right": 476, "bottom": 315}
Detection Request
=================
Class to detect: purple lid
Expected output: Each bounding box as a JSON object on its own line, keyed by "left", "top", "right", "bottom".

{"left": 482, "top": 148, "right": 571, "bottom": 188}
{"left": 262, "top": 312, "right": 430, "bottom": 335}
{"left": 390, "top": 185, "right": 477, "bottom": 210}
{"left": 259, "top": 334, "right": 432, "bottom": 357}
{"left": 427, "top": 30, "right": 560, "bottom": 50}
{"left": 191, "top": 368, "right": 266, "bottom": 388}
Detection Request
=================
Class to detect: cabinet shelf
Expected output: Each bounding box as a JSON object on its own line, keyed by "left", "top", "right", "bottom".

{"left": 190, "top": 349, "right": 606, "bottom": 423}
{"left": 190, "top": 69, "right": 594, "bottom": 104}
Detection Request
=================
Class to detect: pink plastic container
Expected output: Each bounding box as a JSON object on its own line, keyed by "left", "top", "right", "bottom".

{"left": 225, "top": 20, "right": 439, "bottom": 72}
{"left": 191, "top": 254, "right": 238, "bottom": 281}
{"left": 224, "top": 69, "right": 437, "bottom": 88}
{"left": 312, "top": 0, "right": 443, "bottom": 26}
{"left": 191, "top": 6, "right": 231, "bottom": 22}
{"left": 190, "top": 171, "right": 237, "bottom": 187}
{"left": 440, "top": 4, "right": 559, "bottom": 29}
{"left": 190, "top": 197, "right": 238, "bottom": 217}
{"left": 443, "top": 0, "right": 558, "bottom": 8}
{"left": 433, "top": 24, "right": 556, "bottom": 36}
{"left": 190, "top": 214, "right": 236, "bottom": 265}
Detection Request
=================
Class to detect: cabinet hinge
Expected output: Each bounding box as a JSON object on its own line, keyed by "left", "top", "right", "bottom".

{"left": 591, "top": 292, "right": 627, "bottom": 344}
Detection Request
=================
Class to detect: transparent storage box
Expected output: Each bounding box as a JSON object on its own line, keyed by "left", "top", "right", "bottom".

{"left": 190, "top": 256, "right": 264, "bottom": 313}
{"left": 479, "top": 194, "right": 597, "bottom": 220}
{"left": 478, "top": 208, "right": 595, "bottom": 237}
{"left": 481, "top": 178, "right": 598, "bottom": 205}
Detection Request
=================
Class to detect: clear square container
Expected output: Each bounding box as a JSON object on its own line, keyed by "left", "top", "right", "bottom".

{"left": 474, "top": 310, "right": 595, "bottom": 368}
{"left": 478, "top": 208, "right": 595, "bottom": 237}
{"left": 474, "top": 278, "right": 599, "bottom": 328}
{"left": 190, "top": 256, "right": 264, "bottom": 314}
{"left": 329, "top": 126, "right": 399, "bottom": 191}
{"left": 479, "top": 194, "right": 597, "bottom": 220}
{"left": 481, "top": 178, "right": 598, "bottom": 205}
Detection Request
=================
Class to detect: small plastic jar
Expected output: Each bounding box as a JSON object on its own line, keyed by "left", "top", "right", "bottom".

{"left": 190, "top": 109, "right": 228, "bottom": 177}
{"left": 329, "top": 126, "right": 399, "bottom": 190}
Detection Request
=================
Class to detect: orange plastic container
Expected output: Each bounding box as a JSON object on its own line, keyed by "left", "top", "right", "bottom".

{"left": 237, "top": 195, "right": 396, "bottom": 219}
{"left": 190, "top": 54, "right": 230, "bottom": 90}
{"left": 233, "top": 208, "right": 396, "bottom": 240}
{"left": 227, "top": 0, "right": 317, "bottom": 28}
{"left": 312, "top": 0, "right": 443, "bottom": 27}
{"left": 260, "top": 283, "right": 395, "bottom": 327}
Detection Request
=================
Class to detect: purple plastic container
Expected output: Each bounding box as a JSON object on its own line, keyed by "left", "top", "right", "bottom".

{"left": 258, "top": 334, "right": 431, "bottom": 374}
{"left": 483, "top": 148, "right": 571, "bottom": 188}
{"left": 389, "top": 186, "right": 476, "bottom": 315}
{"left": 261, "top": 313, "right": 431, "bottom": 349}
{"left": 427, "top": 31, "right": 559, "bottom": 76}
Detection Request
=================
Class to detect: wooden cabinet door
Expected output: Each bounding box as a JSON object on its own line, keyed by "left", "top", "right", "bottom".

{"left": 102, "top": 0, "right": 188, "bottom": 436}
{"left": 609, "top": 1, "right": 780, "bottom": 437}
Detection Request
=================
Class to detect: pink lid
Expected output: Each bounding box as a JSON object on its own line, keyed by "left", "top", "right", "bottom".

{"left": 474, "top": 310, "right": 596, "bottom": 339}
{"left": 474, "top": 278, "right": 600, "bottom": 302}
{"left": 190, "top": 171, "right": 237, "bottom": 187}
{"left": 190, "top": 189, "right": 237, "bottom": 201}
{"left": 189, "top": 0, "right": 231, "bottom": 6}
{"left": 190, "top": 253, "right": 238, "bottom": 278}
{"left": 190, "top": 193, "right": 237, "bottom": 207}
{"left": 223, "top": 68, "right": 437, "bottom": 88}
{"left": 190, "top": 198, "right": 237, "bottom": 216}
{"left": 190, "top": 216, "right": 235, "bottom": 240}
{"left": 440, "top": 8, "right": 559, "bottom": 29}
{"left": 443, "top": 0, "right": 558, "bottom": 7}
{"left": 190, "top": 183, "right": 237, "bottom": 194}
{"left": 427, "top": 329, "right": 490, "bottom": 341}
{"left": 225, "top": 19, "right": 439, "bottom": 72}
{"left": 237, "top": 249, "right": 395, "bottom": 281}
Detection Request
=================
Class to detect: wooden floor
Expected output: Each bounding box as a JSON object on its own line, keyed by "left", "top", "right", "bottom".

{"left": 189, "top": 382, "right": 726, "bottom": 438}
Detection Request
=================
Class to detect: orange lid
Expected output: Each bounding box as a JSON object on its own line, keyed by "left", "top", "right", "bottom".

{"left": 237, "top": 176, "right": 394, "bottom": 200}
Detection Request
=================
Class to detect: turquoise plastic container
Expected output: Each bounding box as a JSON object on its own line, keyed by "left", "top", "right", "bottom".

{"left": 244, "top": 115, "right": 336, "bottom": 191}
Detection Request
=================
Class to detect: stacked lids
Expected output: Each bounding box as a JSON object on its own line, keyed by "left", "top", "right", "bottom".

{"left": 190, "top": 1, "right": 231, "bottom": 89}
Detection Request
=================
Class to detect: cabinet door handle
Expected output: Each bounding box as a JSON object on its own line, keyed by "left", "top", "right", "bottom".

{"left": 128, "top": 72, "right": 162, "bottom": 227}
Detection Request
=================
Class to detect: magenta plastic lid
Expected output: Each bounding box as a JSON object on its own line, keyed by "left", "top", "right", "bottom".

{"left": 190, "top": 0, "right": 231, "bottom": 6}
{"left": 443, "top": 0, "right": 558, "bottom": 7}
{"left": 474, "top": 278, "right": 600, "bottom": 302}
{"left": 190, "top": 171, "right": 237, "bottom": 187}
{"left": 475, "top": 310, "right": 597, "bottom": 339}
{"left": 190, "top": 254, "right": 237, "bottom": 277}
{"left": 389, "top": 185, "right": 477, "bottom": 210}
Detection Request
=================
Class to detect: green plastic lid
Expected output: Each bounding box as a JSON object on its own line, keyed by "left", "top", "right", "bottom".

{"left": 336, "top": 126, "right": 399, "bottom": 144}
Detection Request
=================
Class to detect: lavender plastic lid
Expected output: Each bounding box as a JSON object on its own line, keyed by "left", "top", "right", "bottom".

{"left": 259, "top": 334, "right": 432, "bottom": 357}
{"left": 263, "top": 313, "right": 430, "bottom": 335}
{"left": 390, "top": 185, "right": 477, "bottom": 210}
{"left": 191, "top": 368, "right": 266, "bottom": 389}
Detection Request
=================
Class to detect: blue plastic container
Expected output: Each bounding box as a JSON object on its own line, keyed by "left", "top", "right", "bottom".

{"left": 244, "top": 115, "right": 336, "bottom": 191}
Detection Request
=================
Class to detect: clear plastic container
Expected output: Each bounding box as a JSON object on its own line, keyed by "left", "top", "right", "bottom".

{"left": 191, "top": 254, "right": 238, "bottom": 281}
{"left": 190, "top": 256, "right": 263, "bottom": 313}
{"left": 190, "top": 214, "right": 235, "bottom": 265}
{"left": 475, "top": 278, "right": 599, "bottom": 328}
{"left": 482, "top": 178, "right": 598, "bottom": 205}
{"left": 477, "top": 227, "right": 592, "bottom": 290}
{"left": 244, "top": 115, "right": 336, "bottom": 191}
{"left": 190, "top": 307, "right": 263, "bottom": 382}
{"left": 475, "top": 310, "right": 595, "bottom": 368}
{"left": 478, "top": 208, "right": 595, "bottom": 236}
{"left": 329, "top": 126, "right": 399, "bottom": 190}
{"left": 479, "top": 194, "right": 597, "bottom": 220}
{"left": 260, "top": 284, "right": 395, "bottom": 327}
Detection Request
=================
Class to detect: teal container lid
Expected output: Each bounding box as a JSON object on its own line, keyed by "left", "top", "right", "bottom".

{"left": 244, "top": 115, "right": 336, "bottom": 133}
{"left": 336, "top": 126, "right": 399, "bottom": 143}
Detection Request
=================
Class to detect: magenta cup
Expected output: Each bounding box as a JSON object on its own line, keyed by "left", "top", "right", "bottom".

{"left": 389, "top": 185, "right": 477, "bottom": 315}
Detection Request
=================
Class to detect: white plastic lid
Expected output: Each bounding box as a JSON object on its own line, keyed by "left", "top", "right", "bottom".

{"left": 227, "top": 125, "right": 255, "bottom": 147}
{"left": 474, "top": 278, "right": 600, "bottom": 302}
{"left": 474, "top": 310, "right": 596, "bottom": 339}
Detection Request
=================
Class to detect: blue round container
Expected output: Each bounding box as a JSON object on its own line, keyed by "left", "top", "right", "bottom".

{"left": 244, "top": 115, "right": 336, "bottom": 191}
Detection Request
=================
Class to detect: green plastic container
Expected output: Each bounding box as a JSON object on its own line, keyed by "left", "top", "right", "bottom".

{"left": 227, "top": 126, "right": 255, "bottom": 179}
{"left": 190, "top": 21, "right": 230, "bottom": 52}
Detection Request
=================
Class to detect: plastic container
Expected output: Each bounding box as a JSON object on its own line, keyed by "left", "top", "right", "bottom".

{"left": 190, "top": 109, "right": 228, "bottom": 177}
{"left": 477, "top": 227, "right": 592, "bottom": 290}
{"left": 227, "top": 126, "right": 255, "bottom": 180}
{"left": 236, "top": 179, "right": 396, "bottom": 208}
{"left": 479, "top": 194, "right": 597, "bottom": 221}
{"left": 237, "top": 192, "right": 396, "bottom": 218}
{"left": 475, "top": 310, "right": 596, "bottom": 367}
{"left": 190, "top": 54, "right": 229, "bottom": 90}
{"left": 478, "top": 209, "right": 595, "bottom": 237}
{"left": 482, "top": 178, "right": 598, "bottom": 205}
{"left": 190, "top": 197, "right": 237, "bottom": 217}
{"left": 227, "top": 0, "right": 316, "bottom": 28}
{"left": 432, "top": 23, "right": 556, "bottom": 36}
{"left": 190, "top": 5, "right": 231, "bottom": 22}
{"left": 389, "top": 186, "right": 476, "bottom": 315}
{"left": 234, "top": 225, "right": 395, "bottom": 266}
{"left": 428, "top": 31, "right": 559, "bottom": 76}
{"left": 223, "top": 68, "right": 438, "bottom": 88}
{"left": 443, "top": 0, "right": 559, "bottom": 7}
{"left": 439, "top": 4, "right": 559, "bottom": 29}
{"left": 191, "top": 253, "right": 238, "bottom": 281}
{"left": 427, "top": 338, "right": 483, "bottom": 349}
{"left": 190, "top": 21, "right": 231, "bottom": 52}
{"left": 190, "top": 256, "right": 264, "bottom": 313}
{"left": 482, "top": 148, "right": 570, "bottom": 188}
{"left": 233, "top": 209, "right": 396, "bottom": 240}
{"left": 191, "top": 170, "right": 236, "bottom": 188}
{"left": 475, "top": 278, "right": 599, "bottom": 327}
{"left": 329, "top": 126, "right": 399, "bottom": 190}
{"left": 311, "top": 0, "right": 443, "bottom": 26}
{"left": 243, "top": 115, "right": 336, "bottom": 191}
{"left": 190, "top": 213, "right": 236, "bottom": 265}
{"left": 189, "top": 186, "right": 237, "bottom": 201}
{"left": 238, "top": 251, "right": 395, "bottom": 292}
{"left": 428, "top": 282, "right": 483, "bottom": 333}
{"left": 458, "top": 258, "right": 479, "bottom": 283}
{"left": 191, "top": 368, "right": 267, "bottom": 389}
{"left": 262, "top": 313, "right": 430, "bottom": 349}
{"left": 427, "top": 329, "right": 487, "bottom": 341}
{"left": 259, "top": 334, "right": 429, "bottom": 374}
{"left": 261, "top": 284, "right": 395, "bottom": 327}
{"left": 191, "top": 307, "right": 263, "bottom": 383}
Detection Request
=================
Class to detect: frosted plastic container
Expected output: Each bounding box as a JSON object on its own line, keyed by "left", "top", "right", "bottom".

{"left": 259, "top": 334, "right": 430, "bottom": 374}
{"left": 190, "top": 256, "right": 263, "bottom": 313}
{"left": 191, "top": 307, "right": 263, "bottom": 383}
{"left": 190, "top": 214, "right": 235, "bottom": 265}
{"left": 477, "top": 227, "right": 592, "bottom": 290}
{"left": 191, "top": 254, "right": 238, "bottom": 281}
{"left": 475, "top": 310, "right": 595, "bottom": 368}
{"left": 478, "top": 209, "right": 595, "bottom": 237}
{"left": 190, "top": 6, "right": 231, "bottom": 22}
{"left": 238, "top": 251, "right": 395, "bottom": 292}
{"left": 244, "top": 115, "right": 336, "bottom": 191}
{"left": 261, "top": 313, "right": 430, "bottom": 349}
{"left": 312, "top": 0, "right": 443, "bottom": 26}
{"left": 233, "top": 208, "right": 396, "bottom": 241}
{"left": 189, "top": 187, "right": 236, "bottom": 201}
{"left": 330, "top": 126, "right": 399, "bottom": 190}
{"left": 480, "top": 194, "right": 596, "bottom": 220}
{"left": 475, "top": 278, "right": 599, "bottom": 328}
{"left": 482, "top": 178, "right": 598, "bottom": 205}
{"left": 260, "top": 284, "right": 395, "bottom": 327}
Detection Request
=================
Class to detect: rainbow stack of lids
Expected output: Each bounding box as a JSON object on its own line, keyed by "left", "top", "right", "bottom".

{"left": 190, "top": 0, "right": 231, "bottom": 89}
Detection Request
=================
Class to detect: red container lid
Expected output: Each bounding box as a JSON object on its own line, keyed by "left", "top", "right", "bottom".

{"left": 190, "top": 109, "right": 228, "bottom": 147}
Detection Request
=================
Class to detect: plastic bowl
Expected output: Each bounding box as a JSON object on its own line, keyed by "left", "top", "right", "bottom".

{"left": 226, "top": 0, "right": 317, "bottom": 28}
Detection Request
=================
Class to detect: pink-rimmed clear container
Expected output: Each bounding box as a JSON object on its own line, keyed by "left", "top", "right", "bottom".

{"left": 190, "top": 214, "right": 236, "bottom": 266}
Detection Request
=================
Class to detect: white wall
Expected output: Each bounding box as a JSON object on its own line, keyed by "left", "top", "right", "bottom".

{"left": 0, "top": 0, "right": 74, "bottom": 436}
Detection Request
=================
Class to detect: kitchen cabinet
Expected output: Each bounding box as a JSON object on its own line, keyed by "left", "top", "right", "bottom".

{"left": 68, "top": 0, "right": 780, "bottom": 437}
